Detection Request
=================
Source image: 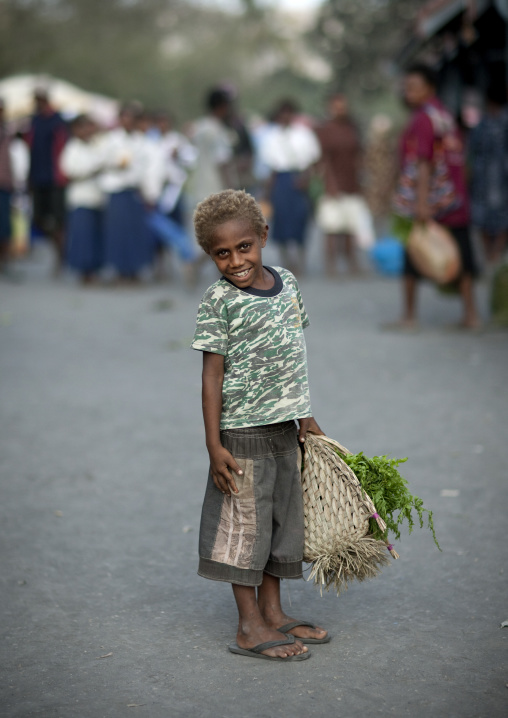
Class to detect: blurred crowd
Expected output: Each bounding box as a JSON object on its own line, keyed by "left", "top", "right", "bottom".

{"left": 0, "top": 74, "right": 508, "bottom": 322}
{"left": 0, "top": 85, "right": 378, "bottom": 285}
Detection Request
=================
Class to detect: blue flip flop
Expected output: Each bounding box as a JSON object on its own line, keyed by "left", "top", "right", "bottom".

{"left": 277, "top": 621, "right": 331, "bottom": 644}
{"left": 228, "top": 634, "right": 311, "bottom": 661}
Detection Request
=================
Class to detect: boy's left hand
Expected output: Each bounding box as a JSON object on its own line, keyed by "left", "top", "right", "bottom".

{"left": 297, "top": 417, "right": 325, "bottom": 443}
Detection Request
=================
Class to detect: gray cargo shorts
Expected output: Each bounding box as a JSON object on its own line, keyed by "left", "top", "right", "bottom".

{"left": 198, "top": 420, "right": 304, "bottom": 587}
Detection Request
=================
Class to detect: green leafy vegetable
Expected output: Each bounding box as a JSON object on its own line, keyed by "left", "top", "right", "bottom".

{"left": 335, "top": 450, "right": 441, "bottom": 550}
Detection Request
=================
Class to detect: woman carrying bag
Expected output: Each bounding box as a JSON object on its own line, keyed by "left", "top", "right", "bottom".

{"left": 392, "top": 64, "right": 479, "bottom": 330}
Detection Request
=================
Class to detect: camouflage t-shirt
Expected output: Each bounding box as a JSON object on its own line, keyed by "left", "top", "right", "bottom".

{"left": 191, "top": 266, "right": 312, "bottom": 430}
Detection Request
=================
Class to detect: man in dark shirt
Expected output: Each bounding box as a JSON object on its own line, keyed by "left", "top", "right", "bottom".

{"left": 28, "top": 89, "right": 68, "bottom": 273}
{"left": 315, "top": 93, "right": 364, "bottom": 276}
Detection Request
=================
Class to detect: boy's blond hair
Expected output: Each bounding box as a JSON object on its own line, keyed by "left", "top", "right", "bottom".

{"left": 193, "top": 189, "right": 266, "bottom": 253}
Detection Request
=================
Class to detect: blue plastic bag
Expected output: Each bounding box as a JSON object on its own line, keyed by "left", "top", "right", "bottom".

{"left": 369, "top": 237, "right": 404, "bottom": 276}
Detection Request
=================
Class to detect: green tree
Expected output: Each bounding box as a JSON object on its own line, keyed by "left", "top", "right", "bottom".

{"left": 313, "top": 0, "right": 422, "bottom": 118}
{"left": 0, "top": 0, "right": 329, "bottom": 120}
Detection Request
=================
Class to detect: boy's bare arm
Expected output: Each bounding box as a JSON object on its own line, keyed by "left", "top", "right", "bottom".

{"left": 297, "top": 417, "right": 325, "bottom": 443}
{"left": 202, "top": 352, "right": 242, "bottom": 497}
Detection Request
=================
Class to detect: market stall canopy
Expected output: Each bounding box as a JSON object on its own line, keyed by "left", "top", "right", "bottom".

{"left": 395, "top": 0, "right": 506, "bottom": 67}
{"left": 0, "top": 74, "right": 118, "bottom": 126}
{"left": 415, "top": 0, "right": 489, "bottom": 39}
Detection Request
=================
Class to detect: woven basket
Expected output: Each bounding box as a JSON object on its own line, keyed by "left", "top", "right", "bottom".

{"left": 301, "top": 433, "right": 399, "bottom": 595}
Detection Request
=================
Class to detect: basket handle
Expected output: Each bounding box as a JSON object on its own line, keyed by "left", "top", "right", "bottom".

{"left": 308, "top": 432, "right": 352, "bottom": 456}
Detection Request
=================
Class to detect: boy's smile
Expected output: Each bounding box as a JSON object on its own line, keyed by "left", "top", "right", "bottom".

{"left": 209, "top": 219, "right": 273, "bottom": 291}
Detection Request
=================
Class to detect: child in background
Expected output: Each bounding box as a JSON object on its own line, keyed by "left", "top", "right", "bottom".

{"left": 60, "top": 115, "right": 104, "bottom": 284}
{"left": 99, "top": 103, "right": 152, "bottom": 282}
{"left": 191, "top": 189, "right": 329, "bottom": 661}
{"left": 136, "top": 111, "right": 198, "bottom": 283}
{"left": 259, "top": 99, "right": 321, "bottom": 275}
{"left": 155, "top": 110, "right": 197, "bottom": 226}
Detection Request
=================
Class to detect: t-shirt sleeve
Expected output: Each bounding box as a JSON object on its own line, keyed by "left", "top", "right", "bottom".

{"left": 297, "top": 285, "right": 310, "bottom": 328}
{"left": 191, "top": 290, "right": 228, "bottom": 355}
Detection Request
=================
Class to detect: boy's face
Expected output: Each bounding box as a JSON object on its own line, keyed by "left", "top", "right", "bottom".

{"left": 208, "top": 218, "right": 268, "bottom": 290}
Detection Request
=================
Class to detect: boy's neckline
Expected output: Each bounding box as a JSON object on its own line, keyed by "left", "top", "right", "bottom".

{"left": 221, "top": 266, "right": 283, "bottom": 297}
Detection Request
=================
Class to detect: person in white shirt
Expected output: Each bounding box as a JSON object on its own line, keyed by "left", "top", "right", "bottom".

{"left": 10, "top": 133, "right": 29, "bottom": 192}
{"left": 133, "top": 111, "right": 164, "bottom": 212}
{"left": 135, "top": 111, "right": 198, "bottom": 282}
{"left": 99, "top": 103, "right": 153, "bottom": 281}
{"left": 156, "top": 110, "right": 197, "bottom": 225}
{"left": 0, "top": 100, "right": 30, "bottom": 274}
{"left": 60, "top": 115, "right": 104, "bottom": 283}
{"left": 8, "top": 131, "right": 30, "bottom": 260}
{"left": 259, "top": 99, "right": 321, "bottom": 274}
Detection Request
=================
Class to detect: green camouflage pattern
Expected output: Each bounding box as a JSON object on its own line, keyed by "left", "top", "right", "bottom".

{"left": 191, "top": 267, "right": 312, "bottom": 429}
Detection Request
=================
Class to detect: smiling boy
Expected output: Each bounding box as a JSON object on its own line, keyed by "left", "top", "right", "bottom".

{"left": 191, "top": 189, "right": 329, "bottom": 661}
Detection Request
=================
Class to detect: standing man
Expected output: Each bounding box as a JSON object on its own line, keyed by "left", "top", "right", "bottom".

{"left": 28, "top": 88, "right": 68, "bottom": 274}
{"left": 469, "top": 84, "right": 508, "bottom": 266}
{"left": 315, "top": 92, "right": 368, "bottom": 277}
{"left": 187, "top": 88, "right": 235, "bottom": 209}
{"left": 395, "top": 64, "right": 479, "bottom": 329}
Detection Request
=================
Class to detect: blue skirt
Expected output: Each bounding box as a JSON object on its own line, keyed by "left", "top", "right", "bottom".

{"left": 104, "top": 190, "right": 154, "bottom": 275}
{"left": 270, "top": 172, "right": 310, "bottom": 245}
{"left": 66, "top": 207, "right": 103, "bottom": 273}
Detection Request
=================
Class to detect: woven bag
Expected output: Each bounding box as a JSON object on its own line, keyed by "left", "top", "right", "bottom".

{"left": 407, "top": 220, "right": 461, "bottom": 284}
{"left": 301, "top": 433, "right": 398, "bottom": 595}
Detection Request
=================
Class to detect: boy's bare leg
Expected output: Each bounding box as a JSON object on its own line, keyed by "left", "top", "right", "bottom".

{"left": 257, "top": 573, "right": 328, "bottom": 642}
{"left": 232, "top": 583, "right": 308, "bottom": 658}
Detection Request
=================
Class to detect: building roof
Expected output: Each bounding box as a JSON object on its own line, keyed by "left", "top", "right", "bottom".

{"left": 415, "top": 0, "right": 488, "bottom": 39}
{"left": 0, "top": 74, "right": 118, "bottom": 125}
{"left": 395, "top": 0, "right": 501, "bottom": 68}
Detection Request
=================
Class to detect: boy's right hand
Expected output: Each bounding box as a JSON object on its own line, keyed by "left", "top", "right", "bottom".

{"left": 208, "top": 446, "right": 242, "bottom": 497}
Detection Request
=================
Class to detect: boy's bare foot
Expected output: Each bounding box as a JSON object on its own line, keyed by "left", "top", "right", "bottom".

{"left": 236, "top": 619, "right": 308, "bottom": 659}
{"left": 259, "top": 606, "right": 328, "bottom": 643}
